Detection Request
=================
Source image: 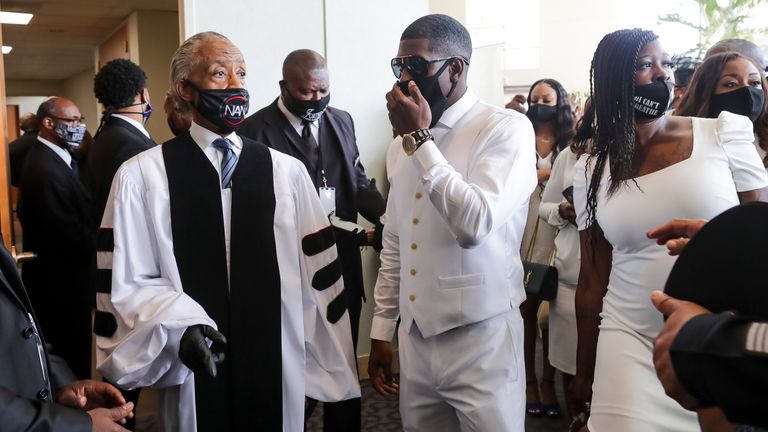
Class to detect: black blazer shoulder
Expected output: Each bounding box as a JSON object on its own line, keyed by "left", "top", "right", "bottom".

{"left": 88, "top": 116, "right": 156, "bottom": 225}
{"left": 9, "top": 132, "right": 39, "bottom": 187}
{"left": 19, "top": 141, "right": 94, "bottom": 257}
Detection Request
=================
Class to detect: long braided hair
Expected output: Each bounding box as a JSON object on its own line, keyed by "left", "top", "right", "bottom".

{"left": 526, "top": 78, "right": 575, "bottom": 163}
{"left": 572, "top": 28, "right": 659, "bottom": 232}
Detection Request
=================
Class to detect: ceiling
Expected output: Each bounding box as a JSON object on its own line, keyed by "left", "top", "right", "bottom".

{"left": 1, "top": 0, "right": 177, "bottom": 81}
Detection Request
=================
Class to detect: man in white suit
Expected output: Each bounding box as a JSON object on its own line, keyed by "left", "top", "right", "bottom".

{"left": 368, "top": 14, "right": 537, "bottom": 432}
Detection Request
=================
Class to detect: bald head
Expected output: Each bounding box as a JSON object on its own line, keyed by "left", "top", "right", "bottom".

{"left": 279, "top": 49, "right": 330, "bottom": 107}
{"left": 282, "top": 49, "right": 327, "bottom": 79}
{"left": 706, "top": 38, "right": 767, "bottom": 70}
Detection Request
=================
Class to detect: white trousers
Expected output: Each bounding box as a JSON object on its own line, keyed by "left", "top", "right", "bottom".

{"left": 398, "top": 310, "right": 525, "bottom": 432}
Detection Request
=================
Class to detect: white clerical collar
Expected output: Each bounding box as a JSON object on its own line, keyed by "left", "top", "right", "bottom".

{"left": 37, "top": 136, "right": 72, "bottom": 166}
{"left": 434, "top": 89, "right": 479, "bottom": 129}
{"left": 111, "top": 114, "right": 151, "bottom": 139}
{"left": 277, "top": 96, "right": 319, "bottom": 130}
{"left": 189, "top": 121, "right": 243, "bottom": 152}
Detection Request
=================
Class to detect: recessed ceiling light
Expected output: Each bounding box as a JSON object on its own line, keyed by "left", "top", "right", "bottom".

{"left": 0, "top": 11, "right": 33, "bottom": 25}
{"left": 2, "top": 46, "right": 13, "bottom": 54}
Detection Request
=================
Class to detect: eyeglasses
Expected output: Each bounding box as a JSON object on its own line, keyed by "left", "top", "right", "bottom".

{"left": 48, "top": 115, "right": 86, "bottom": 125}
{"left": 390, "top": 55, "right": 468, "bottom": 79}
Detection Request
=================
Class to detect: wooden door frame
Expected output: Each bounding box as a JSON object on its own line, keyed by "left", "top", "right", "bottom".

{"left": 0, "top": 25, "right": 15, "bottom": 249}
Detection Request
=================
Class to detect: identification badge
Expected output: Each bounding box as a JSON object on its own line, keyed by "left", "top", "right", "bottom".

{"left": 319, "top": 187, "right": 336, "bottom": 217}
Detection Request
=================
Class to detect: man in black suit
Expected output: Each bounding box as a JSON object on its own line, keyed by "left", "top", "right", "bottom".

{"left": 19, "top": 97, "right": 95, "bottom": 381}
{"left": 0, "top": 241, "right": 134, "bottom": 431}
{"left": 89, "top": 59, "right": 156, "bottom": 227}
{"left": 240, "top": 49, "right": 385, "bottom": 432}
{"left": 9, "top": 113, "right": 40, "bottom": 188}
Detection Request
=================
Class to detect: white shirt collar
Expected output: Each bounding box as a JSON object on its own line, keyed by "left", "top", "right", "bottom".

{"left": 37, "top": 136, "right": 72, "bottom": 166}
{"left": 111, "top": 114, "right": 151, "bottom": 139}
{"left": 434, "top": 88, "right": 479, "bottom": 129}
{"left": 189, "top": 121, "right": 243, "bottom": 152}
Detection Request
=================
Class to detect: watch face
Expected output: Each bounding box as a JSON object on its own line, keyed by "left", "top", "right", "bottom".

{"left": 402, "top": 134, "right": 416, "bottom": 155}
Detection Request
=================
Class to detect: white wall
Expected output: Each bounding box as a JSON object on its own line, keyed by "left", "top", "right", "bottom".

{"left": 62, "top": 68, "right": 98, "bottom": 135}
{"left": 6, "top": 96, "right": 48, "bottom": 118}
{"left": 181, "top": 0, "right": 430, "bottom": 357}
{"left": 181, "top": 0, "right": 325, "bottom": 111}
{"left": 503, "top": 0, "right": 620, "bottom": 94}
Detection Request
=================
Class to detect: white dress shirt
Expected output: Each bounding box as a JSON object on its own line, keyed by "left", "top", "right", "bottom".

{"left": 371, "top": 90, "right": 537, "bottom": 340}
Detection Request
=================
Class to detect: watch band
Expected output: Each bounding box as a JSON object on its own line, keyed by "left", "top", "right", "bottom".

{"left": 410, "top": 128, "right": 433, "bottom": 149}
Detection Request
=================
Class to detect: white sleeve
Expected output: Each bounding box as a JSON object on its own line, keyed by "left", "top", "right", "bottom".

{"left": 716, "top": 111, "right": 768, "bottom": 192}
{"left": 370, "top": 188, "right": 401, "bottom": 342}
{"left": 412, "top": 112, "right": 537, "bottom": 248}
{"left": 539, "top": 149, "right": 569, "bottom": 229}
{"left": 295, "top": 164, "right": 361, "bottom": 402}
{"left": 95, "top": 165, "right": 215, "bottom": 390}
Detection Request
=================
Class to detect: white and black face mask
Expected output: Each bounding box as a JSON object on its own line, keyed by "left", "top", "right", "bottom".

{"left": 633, "top": 81, "right": 674, "bottom": 120}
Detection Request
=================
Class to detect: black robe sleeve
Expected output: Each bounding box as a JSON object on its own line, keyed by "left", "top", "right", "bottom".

{"left": 671, "top": 312, "right": 768, "bottom": 428}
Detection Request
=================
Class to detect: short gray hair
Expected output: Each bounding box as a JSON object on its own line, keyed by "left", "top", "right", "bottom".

{"left": 169, "top": 31, "right": 231, "bottom": 111}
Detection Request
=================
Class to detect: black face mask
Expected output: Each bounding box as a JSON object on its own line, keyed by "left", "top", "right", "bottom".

{"left": 398, "top": 59, "right": 457, "bottom": 128}
{"left": 708, "top": 86, "right": 765, "bottom": 122}
{"left": 187, "top": 81, "right": 249, "bottom": 133}
{"left": 282, "top": 89, "right": 330, "bottom": 122}
{"left": 633, "top": 81, "right": 674, "bottom": 120}
{"left": 527, "top": 104, "right": 557, "bottom": 123}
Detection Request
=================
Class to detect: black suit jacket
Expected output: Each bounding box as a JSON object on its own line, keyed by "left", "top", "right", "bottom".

{"left": 239, "top": 100, "right": 373, "bottom": 302}
{"left": 19, "top": 141, "right": 95, "bottom": 331}
{"left": 88, "top": 116, "right": 156, "bottom": 226}
{"left": 9, "top": 132, "right": 39, "bottom": 188}
{"left": 0, "top": 244, "right": 91, "bottom": 431}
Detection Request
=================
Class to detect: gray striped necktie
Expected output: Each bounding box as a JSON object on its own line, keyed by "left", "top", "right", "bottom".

{"left": 212, "top": 137, "right": 237, "bottom": 189}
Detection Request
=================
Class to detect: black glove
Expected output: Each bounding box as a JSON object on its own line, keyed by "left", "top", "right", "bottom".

{"left": 179, "top": 324, "right": 227, "bottom": 377}
{"left": 356, "top": 178, "right": 386, "bottom": 224}
{"left": 372, "top": 222, "right": 384, "bottom": 253}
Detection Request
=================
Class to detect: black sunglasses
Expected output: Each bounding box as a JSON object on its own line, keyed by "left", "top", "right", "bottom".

{"left": 390, "top": 55, "right": 468, "bottom": 79}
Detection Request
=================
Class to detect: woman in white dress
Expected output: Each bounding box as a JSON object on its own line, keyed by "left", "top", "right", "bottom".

{"left": 519, "top": 78, "right": 575, "bottom": 418}
{"left": 571, "top": 29, "right": 768, "bottom": 432}
{"left": 538, "top": 143, "right": 580, "bottom": 420}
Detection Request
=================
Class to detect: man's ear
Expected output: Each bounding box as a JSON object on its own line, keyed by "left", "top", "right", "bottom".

{"left": 141, "top": 88, "right": 150, "bottom": 104}
{"left": 176, "top": 80, "right": 195, "bottom": 104}
{"left": 40, "top": 116, "right": 54, "bottom": 131}
{"left": 449, "top": 57, "right": 465, "bottom": 82}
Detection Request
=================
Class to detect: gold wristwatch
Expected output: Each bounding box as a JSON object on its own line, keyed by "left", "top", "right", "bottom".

{"left": 402, "top": 128, "right": 433, "bottom": 156}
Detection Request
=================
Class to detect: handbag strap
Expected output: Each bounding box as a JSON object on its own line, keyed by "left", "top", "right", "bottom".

{"left": 548, "top": 244, "right": 557, "bottom": 266}
{"left": 526, "top": 214, "right": 558, "bottom": 266}
{"left": 524, "top": 215, "right": 541, "bottom": 262}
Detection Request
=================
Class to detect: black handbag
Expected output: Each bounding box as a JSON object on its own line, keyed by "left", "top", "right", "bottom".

{"left": 522, "top": 216, "right": 558, "bottom": 301}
